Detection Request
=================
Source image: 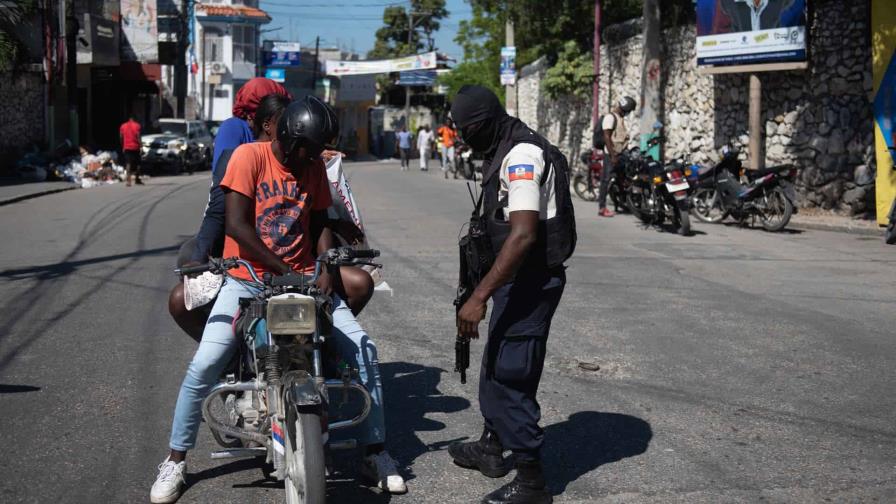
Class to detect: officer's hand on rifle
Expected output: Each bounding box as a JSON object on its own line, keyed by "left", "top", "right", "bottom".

{"left": 457, "top": 295, "right": 487, "bottom": 339}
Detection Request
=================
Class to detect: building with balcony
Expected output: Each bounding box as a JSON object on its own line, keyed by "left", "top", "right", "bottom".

{"left": 189, "top": 1, "right": 271, "bottom": 122}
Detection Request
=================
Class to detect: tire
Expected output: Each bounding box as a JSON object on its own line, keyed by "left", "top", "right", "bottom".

{"left": 692, "top": 187, "right": 727, "bottom": 223}
{"left": 678, "top": 208, "right": 691, "bottom": 236}
{"left": 759, "top": 186, "right": 793, "bottom": 232}
{"left": 284, "top": 405, "right": 326, "bottom": 504}
{"left": 627, "top": 191, "right": 650, "bottom": 223}
{"left": 573, "top": 174, "right": 597, "bottom": 201}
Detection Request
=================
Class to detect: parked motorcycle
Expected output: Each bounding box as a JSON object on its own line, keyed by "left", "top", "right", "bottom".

{"left": 691, "top": 146, "right": 798, "bottom": 232}
{"left": 176, "top": 247, "right": 382, "bottom": 504}
{"left": 574, "top": 150, "right": 602, "bottom": 202}
{"left": 625, "top": 136, "right": 693, "bottom": 235}
{"left": 886, "top": 147, "right": 896, "bottom": 245}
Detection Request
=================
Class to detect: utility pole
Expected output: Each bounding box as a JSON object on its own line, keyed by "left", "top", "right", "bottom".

{"left": 64, "top": 0, "right": 78, "bottom": 146}
{"left": 640, "top": 0, "right": 662, "bottom": 160}
{"left": 403, "top": 11, "right": 430, "bottom": 128}
{"left": 311, "top": 36, "right": 320, "bottom": 95}
{"left": 175, "top": 0, "right": 188, "bottom": 118}
{"left": 592, "top": 0, "right": 601, "bottom": 133}
{"left": 504, "top": 19, "right": 516, "bottom": 117}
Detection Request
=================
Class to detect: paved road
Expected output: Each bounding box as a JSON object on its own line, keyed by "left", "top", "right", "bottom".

{"left": 0, "top": 162, "right": 894, "bottom": 503}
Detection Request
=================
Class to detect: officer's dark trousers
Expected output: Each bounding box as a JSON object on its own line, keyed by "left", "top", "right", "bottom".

{"left": 479, "top": 268, "right": 566, "bottom": 462}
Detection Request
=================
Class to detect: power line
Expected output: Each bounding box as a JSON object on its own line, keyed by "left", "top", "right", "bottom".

{"left": 260, "top": 0, "right": 409, "bottom": 8}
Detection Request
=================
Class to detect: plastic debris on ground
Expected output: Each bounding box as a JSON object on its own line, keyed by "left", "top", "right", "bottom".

{"left": 16, "top": 146, "right": 130, "bottom": 188}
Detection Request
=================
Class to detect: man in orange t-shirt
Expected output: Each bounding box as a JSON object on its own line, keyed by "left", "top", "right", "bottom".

{"left": 119, "top": 115, "right": 142, "bottom": 186}
{"left": 437, "top": 120, "right": 457, "bottom": 177}
{"left": 152, "top": 97, "right": 407, "bottom": 504}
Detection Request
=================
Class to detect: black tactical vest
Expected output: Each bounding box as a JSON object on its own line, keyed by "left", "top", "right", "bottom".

{"left": 479, "top": 128, "right": 576, "bottom": 274}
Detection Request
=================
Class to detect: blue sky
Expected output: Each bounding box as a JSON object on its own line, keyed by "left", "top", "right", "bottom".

{"left": 259, "top": 0, "right": 473, "bottom": 61}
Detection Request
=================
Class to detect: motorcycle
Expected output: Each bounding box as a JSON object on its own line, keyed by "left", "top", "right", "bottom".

{"left": 452, "top": 141, "right": 477, "bottom": 180}
{"left": 574, "top": 150, "right": 602, "bottom": 202}
{"left": 625, "top": 137, "right": 693, "bottom": 235}
{"left": 887, "top": 147, "right": 896, "bottom": 245}
{"left": 176, "top": 247, "right": 382, "bottom": 504}
{"left": 692, "top": 146, "right": 798, "bottom": 232}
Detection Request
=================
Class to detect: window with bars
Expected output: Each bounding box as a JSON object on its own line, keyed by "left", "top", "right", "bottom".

{"left": 232, "top": 25, "right": 256, "bottom": 64}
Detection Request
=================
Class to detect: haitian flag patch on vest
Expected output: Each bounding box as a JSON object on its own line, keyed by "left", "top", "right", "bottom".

{"left": 508, "top": 164, "right": 535, "bottom": 182}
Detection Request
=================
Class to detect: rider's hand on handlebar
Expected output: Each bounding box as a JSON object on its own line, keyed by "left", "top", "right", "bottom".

{"left": 316, "top": 268, "right": 334, "bottom": 296}
{"left": 179, "top": 261, "right": 202, "bottom": 278}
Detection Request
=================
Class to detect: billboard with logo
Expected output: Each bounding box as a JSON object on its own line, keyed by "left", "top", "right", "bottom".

{"left": 696, "top": 0, "right": 807, "bottom": 67}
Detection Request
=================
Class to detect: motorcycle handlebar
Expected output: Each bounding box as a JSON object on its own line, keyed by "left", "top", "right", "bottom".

{"left": 176, "top": 263, "right": 213, "bottom": 276}
{"left": 348, "top": 249, "right": 380, "bottom": 259}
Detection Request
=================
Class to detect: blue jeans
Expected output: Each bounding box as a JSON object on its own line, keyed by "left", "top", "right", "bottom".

{"left": 168, "top": 279, "right": 386, "bottom": 451}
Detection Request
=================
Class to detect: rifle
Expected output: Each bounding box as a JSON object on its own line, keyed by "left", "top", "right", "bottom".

{"left": 454, "top": 183, "right": 494, "bottom": 384}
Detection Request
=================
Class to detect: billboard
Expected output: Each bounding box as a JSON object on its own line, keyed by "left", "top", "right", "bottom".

{"left": 121, "top": 0, "right": 158, "bottom": 62}
{"left": 264, "top": 42, "right": 301, "bottom": 67}
{"left": 696, "top": 0, "right": 807, "bottom": 67}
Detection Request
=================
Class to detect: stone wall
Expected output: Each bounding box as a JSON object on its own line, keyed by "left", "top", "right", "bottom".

{"left": 0, "top": 71, "right": 45, "bottom": 166}
{"left": 518, "top": 0, "right": 875, "bottom": 215}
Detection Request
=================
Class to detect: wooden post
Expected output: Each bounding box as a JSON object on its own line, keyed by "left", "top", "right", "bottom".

{"left": 592, "top": 0, "right": 601, "bottom": 131}
{"left": 749, "top": 73, "right": 764, "bottom": 170}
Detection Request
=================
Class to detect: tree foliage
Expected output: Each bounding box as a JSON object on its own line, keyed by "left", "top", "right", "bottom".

{"left": 368, "top": 0, "right": 449, "bottom": 59}
{"left": 0, "top": 0, "right": 37, "bottom": 73}
{"left": 439, "top": 3, "right": 504, "bottom": 101}
{"left": 542, "top": 41, "right": 593, "bottom": 100}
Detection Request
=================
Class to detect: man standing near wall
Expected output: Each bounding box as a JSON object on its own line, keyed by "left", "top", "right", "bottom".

{"left": 598, "top": 97, "right": 636, "bottom": 217}
{"left": 119, "top": 114, "right": 143, "bottom": 187}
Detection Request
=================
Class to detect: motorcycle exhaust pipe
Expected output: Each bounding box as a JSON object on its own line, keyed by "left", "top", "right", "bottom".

{"left": 324, "top": 379, "right": 372, "bottom": 431}
{"left": 201, "top": 380, "right": 271, "bottom": 446}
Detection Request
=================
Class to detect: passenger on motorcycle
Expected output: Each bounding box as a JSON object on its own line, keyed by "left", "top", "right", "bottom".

{"left": 598, "top": 96, "right": 636, "bottom": 217}
{"left": 151, "top": 96, "right": 406, "bottom": 504}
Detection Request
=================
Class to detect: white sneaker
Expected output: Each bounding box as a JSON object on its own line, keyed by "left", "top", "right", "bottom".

{"left": 362, "top": 451, "right": 408, "bottom": 494}
{"left": 150, "top": 457, "right": 186, "bottom": 504}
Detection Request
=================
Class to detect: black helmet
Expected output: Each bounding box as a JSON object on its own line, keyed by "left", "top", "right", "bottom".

{"left": 618, "top": 96, "right": 637, "bottom": 115}
{"left": 276, "top": 95, "right": 339, "bottom": 158}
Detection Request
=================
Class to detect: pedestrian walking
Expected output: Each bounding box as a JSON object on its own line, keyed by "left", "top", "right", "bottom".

{"left": 396, "top": 126, "right": 412, "bottom": 171}
{"left": 417, "top": 125, "right": 434, "bottom": 171}
{"left": 119, "top": 114, "right": 143, "bottom": 186}
{"left": 598, "top": 96, "right": 636, "bottom": 217}
{"left": 437, "top": 120, "right": 457, "bottom": 179}
{"left": 449, "top": 85, "right": 576, "bottom": 504}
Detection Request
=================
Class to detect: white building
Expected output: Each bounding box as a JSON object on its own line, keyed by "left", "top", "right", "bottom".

{"left": 189, "top": 1, "right": 271, "bottom": 122}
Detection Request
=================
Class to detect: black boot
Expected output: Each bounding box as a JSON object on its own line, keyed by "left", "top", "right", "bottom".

{"left": 448, "top": 428, "right": 511, "bottom": 478}
{"left": 481, "top": 459, "right": 552, "bottom": 504}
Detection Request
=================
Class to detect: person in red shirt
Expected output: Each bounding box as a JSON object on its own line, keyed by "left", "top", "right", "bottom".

{"left": 150, "top": 97, "right": 406, "bottom": 503}
{"left": 119, "top": 115, "right": 143, "bottom": 186}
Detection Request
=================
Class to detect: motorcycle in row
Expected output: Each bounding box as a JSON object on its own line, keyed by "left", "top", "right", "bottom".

{"left": 624, "top": 137, "right": 693, "bottom": 236}
{"left": 690, "top": 146, "right": 798, "bottom": 232}
{"left": 573, "top": 149, "right": 629, "bottom": 211}
{"left": 176, "top": 247, "right": 382, "bottom": 504}
{"left": 449, "top": 140, "right": 478, "bottom": 180}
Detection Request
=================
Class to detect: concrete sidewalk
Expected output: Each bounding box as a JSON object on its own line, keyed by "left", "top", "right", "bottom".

{"left": 789, "top": 212, "right": 885, "bottom": 236}
{"left": 0, "top": 181, "right": 80, "bottom": 206}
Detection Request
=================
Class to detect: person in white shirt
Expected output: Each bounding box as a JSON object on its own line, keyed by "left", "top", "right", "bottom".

{"left": 417, "top": 125, "right": 435, "bottom": 171}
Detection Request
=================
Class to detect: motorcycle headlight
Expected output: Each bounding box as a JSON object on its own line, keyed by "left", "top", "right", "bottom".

{"left": 266, "top": 295, "right": 316, "bottom": 335}
{"left": 684, "top": 168, "right": 693, "bottom": 177}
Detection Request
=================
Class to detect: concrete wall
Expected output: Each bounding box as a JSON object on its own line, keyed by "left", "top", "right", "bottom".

{"left": 0, "top": 71, "right": 46, "bottom": 166}
{"left": 518, "top": 0, "right": 875, "bottom": 216}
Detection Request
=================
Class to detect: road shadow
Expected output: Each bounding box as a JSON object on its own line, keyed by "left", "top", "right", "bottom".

{"left": 718, "top": 221, "right": 804, "bottom": 234}
{"left": 543, "top": 411, "right": 652, "bottom": 495}
{"left": 0, "top": 384, "right": 41, "bottom": 393}
{"left": 381, "top": 361, "right": 472, "bottom": 482}
{"left": 0, "top": 244, "right": 181, "bottom": 281}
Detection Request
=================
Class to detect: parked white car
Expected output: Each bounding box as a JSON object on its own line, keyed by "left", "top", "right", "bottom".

{"left": 141, "top": 119, "right": 213, "bottom": 174}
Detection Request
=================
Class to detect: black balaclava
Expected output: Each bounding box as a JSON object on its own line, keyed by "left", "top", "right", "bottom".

{"left": 450, "top": 85, "right": 508, "bottom": 154}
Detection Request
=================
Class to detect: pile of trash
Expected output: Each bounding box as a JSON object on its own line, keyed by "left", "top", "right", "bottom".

{"left": 16, "top": 143, "right": 128, "bottom": 188}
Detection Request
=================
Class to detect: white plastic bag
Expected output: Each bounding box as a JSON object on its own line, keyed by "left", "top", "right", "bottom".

{"left": 184, "top": 272, "right": 224, "bottom": 310}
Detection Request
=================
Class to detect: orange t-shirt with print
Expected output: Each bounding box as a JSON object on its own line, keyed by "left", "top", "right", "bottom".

{"left": 220, "top": 142, "right": 333, "bottom": 280}
{"left": 438, "top": 125, "right": 456, "bottom": 148}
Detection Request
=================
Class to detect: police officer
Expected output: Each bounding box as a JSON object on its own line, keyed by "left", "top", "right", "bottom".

{"left": 449, "top": 85, "right": 576, "bottom": 504}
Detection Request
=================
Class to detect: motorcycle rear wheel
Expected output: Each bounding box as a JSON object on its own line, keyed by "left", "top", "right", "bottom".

{"left": 573, "top": 174, "right": 597, "bottom": 201}
{"left": 691, "top": 188, "right": 728, "bottom": 223}
{"left": 284, "top": 405, "right": 326, "bottom": 504}
{"left": 627, "top": 191, "right": 650, "bottom": 223}
{"left": 677, "top": 207, "right": 691, "bottom": 236}
{"left": 759, "top": 186, "right": 794, "bottom": 232}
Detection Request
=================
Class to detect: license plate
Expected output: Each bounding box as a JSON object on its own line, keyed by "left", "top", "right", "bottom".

{"left": 666, "top": 181, "right": 689, "bottom": 192}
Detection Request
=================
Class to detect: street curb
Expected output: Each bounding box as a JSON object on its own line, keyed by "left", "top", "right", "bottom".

{"left": 789, "top": 218, "right": 884, "bottom": 237}
{"left": 0, "top": 186, "right": 80, "bottom": 207}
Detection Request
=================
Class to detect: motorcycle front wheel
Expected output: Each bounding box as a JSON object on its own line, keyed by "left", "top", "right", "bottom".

{"left": 759, "top": 186, "right": 794, "bottom": 232}
{"left": 573, "top": 173, "right": 597, "bottom": 201}
{"left": 284, "top": 405, "right": 326, "bottom": 504}
{"left": 691, "top": 187, "right": 728, "bottom": 223}
{"left": 627, "top": 191, "right": 650, "bottom": 223}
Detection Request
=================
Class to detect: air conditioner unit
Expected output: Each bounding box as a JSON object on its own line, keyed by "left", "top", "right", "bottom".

{"left": 209, "top": 62, "right": 228, "bottom": 74}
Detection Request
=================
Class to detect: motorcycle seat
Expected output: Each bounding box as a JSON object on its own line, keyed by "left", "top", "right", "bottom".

{"left": 744, "top": 164, "right": 795, "bottom": 180}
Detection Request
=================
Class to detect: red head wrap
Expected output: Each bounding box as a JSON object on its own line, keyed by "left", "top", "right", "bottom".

{"left": 232, "top": 77, "right": 292, "bottom": 120}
